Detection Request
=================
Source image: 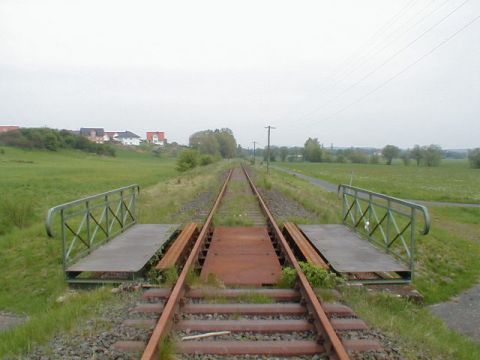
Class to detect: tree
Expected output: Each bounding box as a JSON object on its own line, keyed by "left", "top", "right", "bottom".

{"left": 381, "top": 145, "right": 400, "bottom": 165}
{"left": 279, "top": 147, "right": 288, "bottom": 162}
{"left": 468, "top": 148, "right": 480, "bottom": 168}
{"left": 304, "top": 138, "right": 323, "bottom": 162}
{"left": 189, "top": 130, "right": 220, "bottom": 156}
{"left": 422, "top": 144, "right": 442, "bottom": 167}
{"left": 411, "top": 145, "right": 422, "bottom": 166}
{"left": 264, "top": 146, "right": 279, "bottom": 162}
{"left": 214, "top": 128, "right": 237, "bottom": 159}
{"left": 401, "top": 150, "right": 411, "bottom": 166}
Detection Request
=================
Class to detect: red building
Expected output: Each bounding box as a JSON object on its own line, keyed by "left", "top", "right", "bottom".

{"left": 146, "top": 131, "right": 166, "bottom": 145}
{"left": 0, "top": 125, "right": 19, "bottom": 133}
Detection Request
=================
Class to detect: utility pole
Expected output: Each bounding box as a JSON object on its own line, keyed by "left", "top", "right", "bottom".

{"left": 252, "top": 141, "right": 257, "bottom": 164}
{"left": 265, "top": 125, "right": 275, "bottom": 174}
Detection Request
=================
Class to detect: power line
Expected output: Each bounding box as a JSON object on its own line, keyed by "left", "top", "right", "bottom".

{"left": 329, "top": 0, "right": 417, "bottom": 84}
{"left": 304, "top": 13, "right": 480, "bottom": 127}
{"left": 297, "top": 0, "right": 471, "bottom": 123}
{"left": 329, "top": 0, "right": 449, "bottom": 90}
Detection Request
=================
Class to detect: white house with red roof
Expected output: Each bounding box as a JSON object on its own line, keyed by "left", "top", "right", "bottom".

{"left": 146, "top": 131, "right": 166, "bottom": 146}
{"left": 0, "top": 125, "right": 19, "bottom": 133}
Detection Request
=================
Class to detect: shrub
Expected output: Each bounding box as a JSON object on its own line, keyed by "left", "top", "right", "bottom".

{"left": 369, "top": 154, "right": 380, "bottom": 164}
{"left": 200, "top": 155, "right": 214, "bottom": 166}
{"left": 468, "top": 148, "right": 480, "bottom": 169}
{"left": 422, "top": 144, "right": 442, "bottom": 167}
{"left": 176, "top": 149, "right": 199, "bottom": 172}
{"left": 348, "top": 151, "right": 368, "bottom": 164}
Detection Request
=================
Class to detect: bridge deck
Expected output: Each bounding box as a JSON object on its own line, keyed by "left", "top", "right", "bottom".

{"left": 67, "top": 224, "right": 178, "bottom": 273}
{"left": 298, "top": 224, "right": 408, "bottom": 274}
{"left": 201, "top": 226, "right": 282, "bottom": 286}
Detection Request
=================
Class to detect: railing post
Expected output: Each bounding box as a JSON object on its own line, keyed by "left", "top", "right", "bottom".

{"left": 411, "top": 208, "right": 417, "bottom": 280}
{"left": 86, "top": 200, "right": 91, "bottom": 251}
{"left": 60, "top": 209, "right": 67, "bottom": 274}
{"left": 105, "top": 194, "right": 110, "bottom": 238}
{"left": 353, "top": 189, "right": 358, "bottom": 229}
{"left": 341, "top": 186, "right": 347, "bottom": 224}
{"left": 368, "top": 194, "right": 373, "bottom": 239}
{"left": 120, "top": 190, "right": 125, "bottom": 229}
{"left": 386, "top": 199, "right": 391, "bottom": 252}
{"left": 131, "top": 187, "right": 137, "bottom": 223}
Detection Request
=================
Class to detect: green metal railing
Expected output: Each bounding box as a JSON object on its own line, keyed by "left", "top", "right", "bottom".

{"left": 337, "top": 184, "right": 430, "bottom": 280}
{"left": 45, "top": 184, "right": 140, "bottom": 272}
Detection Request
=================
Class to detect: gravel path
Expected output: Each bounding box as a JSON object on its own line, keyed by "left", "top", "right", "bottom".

{"left": 429, "top": 283, "right": 480, "bottom": 342}
{"left": 273, "top": 166, "right": 480, "bottom": 208}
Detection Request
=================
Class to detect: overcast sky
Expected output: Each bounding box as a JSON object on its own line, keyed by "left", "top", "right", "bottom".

{"left": 0, "top": 0, "right": 479, "bottom": 149}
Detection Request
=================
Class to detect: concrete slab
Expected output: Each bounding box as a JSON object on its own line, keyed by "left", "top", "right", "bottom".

{"left": 299, "top": 224, "right": 408, "bottom": 273}
{"left": 67, "top": 224, "right": 178, "bottom": 273}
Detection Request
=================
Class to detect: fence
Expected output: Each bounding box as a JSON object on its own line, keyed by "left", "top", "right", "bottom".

{"left": 45, "top": 184, "right": 140, "bottom": 272}
{"left": 337, "top": 184, "right": 430, "bottom": 279}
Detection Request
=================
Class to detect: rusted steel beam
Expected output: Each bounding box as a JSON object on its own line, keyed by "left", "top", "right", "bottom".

{"left": 141, "top": 169, "right": 233, "bottom": 360}
{"left": 242, "top": 166, "right": 351, "bottom": 360}
{"left": 175, "top": 319, "right": 314, "bottom": 332}
{"left": 178, "top": 340, "right": 325, "bottom": 356}
{"left": 155, "top": 223, "right": 198, "bottom": 270}
{"left": 181, "top": 303, "right": 306, "bottom": 315}
{"left": 141, "top": 287, "right": 300, "bottom": 301}
{"left": 284, "top": 222, "right": 329, "bottom": 268}
{"left": 186, "top": 288, "right": 300, "bottom": 301}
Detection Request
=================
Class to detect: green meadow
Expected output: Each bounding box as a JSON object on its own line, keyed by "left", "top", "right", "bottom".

{"left": 0, "top": 145, "right": 228, "bottom": 357}
{"left": 277, "top": 160, "right": 480, "bottom": 203}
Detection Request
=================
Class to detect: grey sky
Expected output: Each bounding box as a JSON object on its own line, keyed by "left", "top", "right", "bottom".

{"left": 0, "top": 0, "right": 479, "bottom": 149}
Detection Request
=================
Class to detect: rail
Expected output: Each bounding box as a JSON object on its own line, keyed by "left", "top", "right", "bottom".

{"left": 141, "top": 170, "right": 233, "bottom": 360}
{"left": 45, "top": 184, "right": 140, "bottom": 272}
{"left": 337, "top": 184, "right": 430, "bottom": 279}
{"left": 245, "top": 167, "right": 350, "bottom": 360}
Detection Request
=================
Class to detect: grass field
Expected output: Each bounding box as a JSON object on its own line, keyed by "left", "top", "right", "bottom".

{"left": 254, "top": 162, "right": 480, "bottom": 359}
{"left": 0, "top": 145, "right": 228, "bottom": 357}
{"left": 277, "top": 160, "right": 480, "bottom": 203}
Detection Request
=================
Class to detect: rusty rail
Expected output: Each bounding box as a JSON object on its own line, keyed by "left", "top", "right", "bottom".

{"left": 243, "top": 166, "right": 350, "bottom": 360}
{"left": 141, "top": 166, "right": 350, "bottom": 360}
{"left": 141, "top": 169, "right": 233, "bottom": 360}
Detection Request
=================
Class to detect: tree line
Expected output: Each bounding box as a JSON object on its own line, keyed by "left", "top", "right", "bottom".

{"left": 0, "top": 128, "right": 116, "bottom": 156}
{"left": 255, "top": 137, "right": 480, "bottom": 168}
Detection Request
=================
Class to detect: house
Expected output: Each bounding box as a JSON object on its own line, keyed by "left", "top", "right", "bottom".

{"left": 0, "top": 125, "right": 19, "bottom": 133}
{"left": 103, "top": 131, "right": 118, "bottom": 142}
{"left": 146, "top": 131, "right": 166, "bottom": 146}
{"left": 79, "top": 128, "right": 105, "bottom": 143}
{"left": 115, "top": 131, "right": 141, "bottom": 146}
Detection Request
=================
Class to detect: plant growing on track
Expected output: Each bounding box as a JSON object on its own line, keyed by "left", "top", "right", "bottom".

{"left": 278, "top": 267, "right": 297, "bottom": 288}
{"left": 299, "top": 262, "right": 344, "bottom": 288}
{"left": 161, "top": 266, "right": 179, "bottom": 287}
{"left": 158, "top": 335, "right": 176, "bottom": 360}
{"left": 278, "top": 263, "right": 343, "bottom": 289}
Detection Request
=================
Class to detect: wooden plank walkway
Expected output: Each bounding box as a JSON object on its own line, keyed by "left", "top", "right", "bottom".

{"left": 67, "top": 224, "right": 178, "bottom": 273}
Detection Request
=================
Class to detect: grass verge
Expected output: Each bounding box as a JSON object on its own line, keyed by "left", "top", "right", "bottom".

{"left": 343, "top": 287, "right": 480, "bottom": 360}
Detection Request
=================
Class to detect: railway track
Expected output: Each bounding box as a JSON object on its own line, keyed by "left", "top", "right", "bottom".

{"left": 114, "top": 166, "right": 382, "bottom": 359}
